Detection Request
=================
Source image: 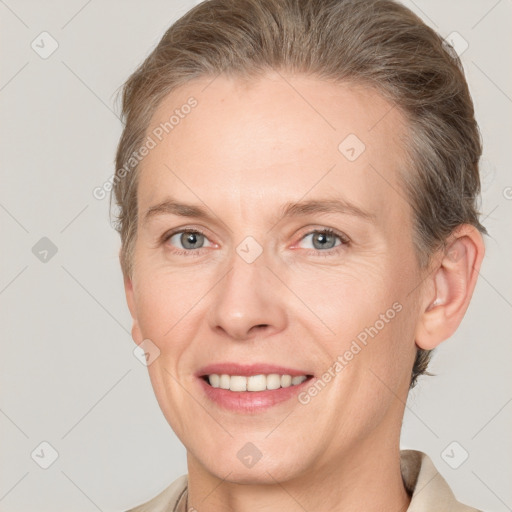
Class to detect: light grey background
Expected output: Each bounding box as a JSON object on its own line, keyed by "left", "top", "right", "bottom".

{"left": 1, "top": 1, "right": 510, "bottom": 510}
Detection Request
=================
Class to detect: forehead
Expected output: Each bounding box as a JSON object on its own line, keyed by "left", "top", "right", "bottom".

{"left": 137, "top": 72, "right": 410, "bottom": 228}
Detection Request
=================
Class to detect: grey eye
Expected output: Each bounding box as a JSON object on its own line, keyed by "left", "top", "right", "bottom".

{"left": 169, "top": 231, "right": 211, "bottom": 250}
{"left": 300, "top": 231, "right": 342, "bottom": 250}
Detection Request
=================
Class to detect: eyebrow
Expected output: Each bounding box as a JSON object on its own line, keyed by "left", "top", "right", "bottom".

{"left": 142, "top": 197, "right": 376, "bottom": 227}
{"left": 280, "top": 198, "right": 376, "bottom": 223}
{"left": 143, "top": 200, "right": 217, "bottom": 226}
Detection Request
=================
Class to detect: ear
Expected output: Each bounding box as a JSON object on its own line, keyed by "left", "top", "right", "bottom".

{"left": 415, "top": 224, "right": 485, "bottom": 350}
{"left": 120, "top": 249, "right": 143, "bottom": 346}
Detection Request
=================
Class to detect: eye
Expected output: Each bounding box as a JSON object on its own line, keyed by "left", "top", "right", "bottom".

{"left": 165, "top": 229, "right": 213, "bottom": 251}
{"left": 298, "top": 228, "right": 348, "bottom": 251}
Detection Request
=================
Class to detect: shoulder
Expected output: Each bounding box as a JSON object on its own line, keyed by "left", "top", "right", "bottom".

{"left": 125, "top": 474, "right": 188, "bottom": 512}
{"left": 401, "top": 449, "right": 483, "bottom": 512}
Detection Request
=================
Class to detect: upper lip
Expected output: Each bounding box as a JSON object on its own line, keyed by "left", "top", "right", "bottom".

{"left": 196, "top": 363, "right": 313, "bottom": 377}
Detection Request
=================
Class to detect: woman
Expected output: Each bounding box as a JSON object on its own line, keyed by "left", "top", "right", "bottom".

{"left": 112, "top": 0, "right": 486, "bottom": 510}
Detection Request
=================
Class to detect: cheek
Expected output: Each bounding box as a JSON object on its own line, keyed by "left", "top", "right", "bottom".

{"left": 132, "top": 269, "right": 209, "bottom": 434}
{"left": 133, "top": 266, "right": 208, "bottom": 345}
{"left": 288, "top": 262, "right": 394, "bottom": 337}
{"left": 290, "top": 260, "right": 417, "bottom": 388}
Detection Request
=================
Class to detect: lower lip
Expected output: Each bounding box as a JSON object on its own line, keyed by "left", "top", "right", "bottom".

{"left": 198, "top": 376, "right": 314, "bottom": 413}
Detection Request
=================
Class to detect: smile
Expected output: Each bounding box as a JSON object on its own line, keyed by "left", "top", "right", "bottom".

{"left": 196, "top": 363, "right": 315, "bottom": 413}
{"left": 205, "top": 373, "right": 308, "bottom": 391}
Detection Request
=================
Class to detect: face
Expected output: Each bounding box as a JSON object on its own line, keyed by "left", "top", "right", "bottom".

{"left": 125, "top": 72, "right": 425, "bottom": 483}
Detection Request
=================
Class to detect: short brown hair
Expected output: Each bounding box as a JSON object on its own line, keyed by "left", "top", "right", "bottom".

{"left": 111, "top": 0, "right": 487, "bottom": 388}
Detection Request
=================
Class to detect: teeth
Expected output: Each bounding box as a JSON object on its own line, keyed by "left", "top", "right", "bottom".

{"left": 291, "top": 375, "right": 307, "bottom": 385}
{"left": 209, "top": 374, "right": 220, "bottom": 388}
{"left": 247, "top": 374, "right": 266, "bottom": 391}
{"left": 229, "top": 375, "right": 247, "bottom": 392}
{"left": 207, "top": 373, "right": 308, "bottom": 391}
{"left": 281, "top": 374, "right": 292, "bottom": 387}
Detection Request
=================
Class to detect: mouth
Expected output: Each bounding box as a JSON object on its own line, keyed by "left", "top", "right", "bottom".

{"left": 200, "top": 373, "right": 313, "bottom": 391}
{"left": 196, "top": 363, "right": 315, "bottom": 413}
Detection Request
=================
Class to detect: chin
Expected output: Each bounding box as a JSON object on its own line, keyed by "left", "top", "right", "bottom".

{"left": 191, "top": 441, "right": 312, "bottom": 484}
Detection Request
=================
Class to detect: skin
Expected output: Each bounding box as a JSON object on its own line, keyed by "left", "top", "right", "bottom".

{"left": 123, "top": 72, "right": 485, "bottom": 512}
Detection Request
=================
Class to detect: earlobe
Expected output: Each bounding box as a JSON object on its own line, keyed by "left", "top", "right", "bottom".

{"left": 415, "top": 225, "right": 485, "bottom": 350}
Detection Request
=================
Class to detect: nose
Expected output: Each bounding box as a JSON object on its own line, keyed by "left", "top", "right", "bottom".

{"left": 207, "top": 250, "right": 288, "bottom": 341}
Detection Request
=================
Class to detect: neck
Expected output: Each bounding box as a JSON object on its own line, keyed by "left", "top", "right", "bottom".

{"left": 186, "top": 431, "right": 411, "bottom": 512}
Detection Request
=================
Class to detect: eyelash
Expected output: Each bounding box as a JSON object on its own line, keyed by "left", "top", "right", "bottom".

{"left": 161, "top": 227, "right": 350, "bottom": 257}
{"left": 298, "top": 228, "right": 350, "bottom": 257}
{"left": 161, "top": 228, "right": 210, "bottom": 258}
